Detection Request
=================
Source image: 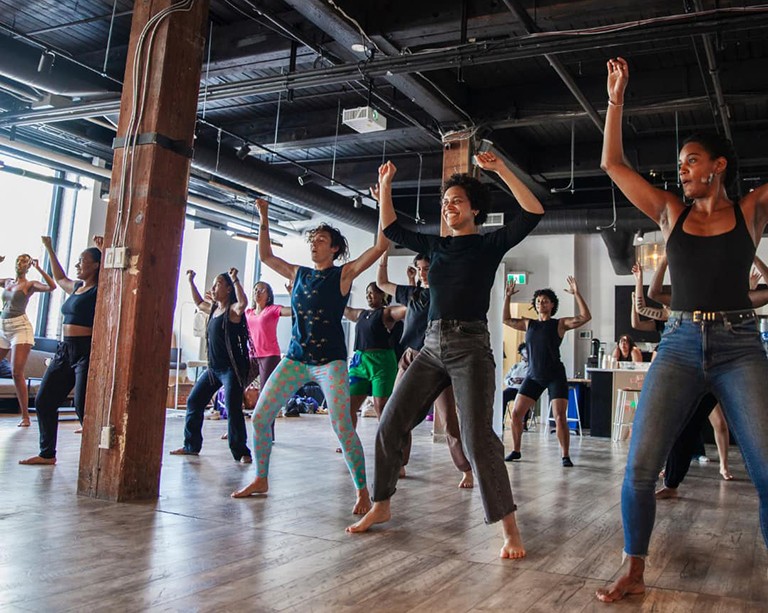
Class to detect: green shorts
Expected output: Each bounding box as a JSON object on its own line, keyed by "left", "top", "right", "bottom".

{"left": 348, "top": 349, "right": 398, "bottom": 398}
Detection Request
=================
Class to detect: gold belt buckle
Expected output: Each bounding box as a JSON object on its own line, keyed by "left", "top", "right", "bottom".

{"left": 692, "top": 310, "right": 703, "bottom": 323}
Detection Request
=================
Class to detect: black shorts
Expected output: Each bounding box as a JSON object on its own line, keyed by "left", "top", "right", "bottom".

{"left": 518, "top": 373, "right": 569, "bottom": 401}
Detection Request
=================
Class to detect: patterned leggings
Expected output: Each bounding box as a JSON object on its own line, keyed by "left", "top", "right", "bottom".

{"left": 252, "top": 358, "right": 367, "bottom": 490}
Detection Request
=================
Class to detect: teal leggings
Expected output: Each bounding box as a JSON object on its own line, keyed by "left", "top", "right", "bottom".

{"left": 252, "top": 358, "right": 367, "bottom": 490}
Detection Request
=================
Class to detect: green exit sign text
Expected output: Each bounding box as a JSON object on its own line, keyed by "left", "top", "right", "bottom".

{"left": 507, "top": 272, "right": 527, "bottom": 285}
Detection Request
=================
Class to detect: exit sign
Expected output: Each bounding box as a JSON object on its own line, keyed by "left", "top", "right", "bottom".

{"left": 507, "top": 272, "right": 527, "bottom": 285}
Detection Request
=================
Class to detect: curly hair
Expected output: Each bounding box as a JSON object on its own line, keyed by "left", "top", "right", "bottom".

{"left": 532, "top": 288, "right": 559, "bottom": 316}
{"left": 442, "top": 173, "right": 492, "bottom": 226}
{"left": 306, "top": 223, "right": 349, "bottom": 261}
{"left": 683, "top": 132, "right": 739, "bottom": 195}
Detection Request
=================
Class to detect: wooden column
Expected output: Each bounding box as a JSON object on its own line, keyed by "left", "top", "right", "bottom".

{"left": 78, "top": 0, "right": 210, "bottom": 501}
{"left": 433, "top": 129, "right": 475, "bottom": 441}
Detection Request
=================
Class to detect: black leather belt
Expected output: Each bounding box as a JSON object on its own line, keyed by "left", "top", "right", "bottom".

{"left": 669, "top": 309, "right": 755, "bottom": 323}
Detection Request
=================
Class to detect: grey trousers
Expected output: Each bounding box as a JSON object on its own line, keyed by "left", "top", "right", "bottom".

{"left": 373, "top": 320, "right": 517, "bottom": 523}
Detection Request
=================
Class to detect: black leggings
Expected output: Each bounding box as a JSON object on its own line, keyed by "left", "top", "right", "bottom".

{"left": 663, "top": 393, "right": 719, "bottom": 488}
{"left": 35, "top": 336, "right": 92, "bottom": 459}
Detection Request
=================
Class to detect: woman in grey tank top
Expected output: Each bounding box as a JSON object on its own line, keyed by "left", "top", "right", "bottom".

{"left": 0, "top": 252, "right": 56, "bottom": 426}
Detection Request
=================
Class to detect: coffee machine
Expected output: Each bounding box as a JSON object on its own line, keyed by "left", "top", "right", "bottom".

{"left": 587, "top": 338, "right": 601, "bottom": 368}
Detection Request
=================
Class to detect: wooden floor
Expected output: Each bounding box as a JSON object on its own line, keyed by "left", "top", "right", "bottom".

{"left": 1, "top": 411, "right": 766, "bottom": 612}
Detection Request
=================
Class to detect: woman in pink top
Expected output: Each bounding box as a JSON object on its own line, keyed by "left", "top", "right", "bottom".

{"left": 244, "top": 281, "right": 291, "bottom": 395}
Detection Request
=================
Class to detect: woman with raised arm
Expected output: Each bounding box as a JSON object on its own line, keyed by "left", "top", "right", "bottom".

{"left": 20, "top": 236, "right": 100, "bottom": 465}
{"left": 596, "top": 57, "right": 768, "bottom": 602}
{"left": 347, "top": 154, "right": 543, "bottom": 561}
{"left": 343, "top": 282, "right": 400, "bottom": 433}
{"left": 170, "top": 268, "right": 251, "bottom": 461}
{"left": 232, "top": 198, "right": 388, "bottom": 514}
{"left": 378, "top": 252, "right": 474, "bottom": 487}
{"left": 503, "top": 277, "right": 591, "bottom": 467}
{"left": 1, "top": 253, "right": 55, "bottom": 426}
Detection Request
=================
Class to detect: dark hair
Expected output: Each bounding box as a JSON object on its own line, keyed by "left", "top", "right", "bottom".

{"left": 442, "top": 174, "right": 492, "bottom": 225}
{"left": 306, "top": 223, "right": 349, "bottom": 261}
{"left": 366, "top": 281, "right": 390, "bottom": 305}
{"left": 532, "top": 288, "right": 559, "bottom": 316}
{"left": 207, "top": 273, "right": 251, "bottom": 388}
{"left": 618, "top": 334, "right": 637, "bottom": 354}
{"left": 682, "top": 132, "right": 739, "bottom": 194}
{"left": 83, "top": 247, "right": 101, "bottom": 281}
{"left": 517, "top": 342, "right": 527, "bottom": 354}
{"left": 252, "top": 281, "right": 274, "bottom": 307}
{"left": 217, "top": 273, "right": 237, "bottom": 306}
{"left": 413, "top": 253, "right": 430, "bottom": 266}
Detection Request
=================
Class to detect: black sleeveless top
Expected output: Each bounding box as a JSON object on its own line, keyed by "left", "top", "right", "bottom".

{"left": 207, "top": 312, "right": 247, "bottom": 372}
{"left": 666, "top": 203, "right": 754, "bottom": 311}
{"left": 353, "top": 308, "right": 391, "bottom": 352}
{"left": 525, "top": 318, "right": 565, "bottom": 381}
{"left": 60, "top": 282, "right": 98, "bottom": 327}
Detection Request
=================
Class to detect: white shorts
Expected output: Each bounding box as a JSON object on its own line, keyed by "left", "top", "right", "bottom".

{"left": 0, "top": 314, "right": 34, "bottom": 349}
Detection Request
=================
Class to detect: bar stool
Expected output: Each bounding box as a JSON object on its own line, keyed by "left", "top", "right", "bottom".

{"left": 612, "top": 388, "right": 641, "bottom": 442}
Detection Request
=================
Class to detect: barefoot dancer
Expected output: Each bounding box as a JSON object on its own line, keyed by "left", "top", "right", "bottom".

{"left": 378, "top": 252, "right": 474, "bottom": 488}
{"left": 1, "top": 253, "right": 55, "bottom": 426}
{"left": 233, "top": 198, "right": 388, "bottom": 514}
{"left": 503, "top": 277, "right": 591, "bottom": 467}
{"left": 20, "top": 236, "right": 100, "bottom": 465}
{"left": 597, "top": 56, "right": 768, "bottom": 602}
{"left": 170, "top": 269, "right": 252, "bottom": 462}
{"left": 348, "top": 154, "right": 543, "bottom": 560}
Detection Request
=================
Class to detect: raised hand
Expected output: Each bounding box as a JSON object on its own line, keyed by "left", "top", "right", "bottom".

{"left": 564, "top": 275, "right": 578, "bottom": 295}
{"left": 31, "top": 258, "right": 40, "bottom": 270}
{"left": 631, "top": 262, "right": 642, "bottom": 281}
{"left": 41, "top": 236, "right": 53, "bottom": 250}
{"left": 378, "top": 161, "right": 397, "bottom": 185}
{"left": 750, "top": 267, "right": 762, "bottom": 291}
{"left": 284, "top": 279, "right": 293, "bottom": 294}
{"left": 92, "top": 235, "right": 104, "bottom": 251}
{"left": 406, "top": 265, "right": 417, "bottom": 284}
{"left": 229, "top": 267, "right": 239, "bottom": 282}
{"left": 0, "top": 255, "right": 5, "bottom": 263}
{"left": 505, "top": 280, "right": 518, "bottom": 298}
{"left": 186, "top": 269, "right": 196, "bottom": 281}
{"left": 369, "top": 184, "right": 380, "bottom": 202}
{"left": 255, "top": 198, "right": 269, "bottom": 218}
{"left": 474, "top": 151, "right": 504, "bottom": 173}
{"left": 606, "top": 57, "right": 628, "bottom": 105}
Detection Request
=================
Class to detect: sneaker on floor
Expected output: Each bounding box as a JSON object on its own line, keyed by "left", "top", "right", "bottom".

{"left": 562, "top": 456, "right": 574, "bottom": 467}
{"left": 695, "top": 455, "right": 710, "bottom": 464}
{"left": 505, "top": 450, "right": 521, "bottom": 462}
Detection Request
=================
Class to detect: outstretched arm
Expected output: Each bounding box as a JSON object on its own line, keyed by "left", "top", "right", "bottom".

{"left": 256, "top": 199, "right": 298, "bottom": 281}
{"left": 502, "top": 281, "right": 528, "bottom": 331}
{"left": 376, "top": 253, "right": 397, "bottom": 296}
{"left": 279, "top": 306, "right": 292, "bottom": 316}
{"left": 475, "top": 152, "right": 544, "bottom": 215}
{"left": 28, "top": 259, "right": 56, "bottom": 293}
{"left": 186, "top": 270, "right": 211, "bottom": 314}
{"left": 601, "top": 58, "right": 678, "bottom": 231}
{"left": 343, "top": 306, "right": 364, "bottom": 322}
{"left": 559, "top": 276, "right": 592, "bottom": 332}
{"left": 41, "top": 235, "right": 77, "bottom": 294}
{"left": 647, "top": 256, "right": 670, "bottom": 305}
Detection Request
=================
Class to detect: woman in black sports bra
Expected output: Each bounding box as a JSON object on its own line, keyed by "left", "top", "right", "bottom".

{"left": 20, "top": 236, "right": 101, "bottom": 466}
{"left": 597, "top": 56, "right": 768, "bottom": 603}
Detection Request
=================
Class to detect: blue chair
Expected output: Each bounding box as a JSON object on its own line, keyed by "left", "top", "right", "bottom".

{"left": 547, "top": 384, "right": 582, "bottom": 436}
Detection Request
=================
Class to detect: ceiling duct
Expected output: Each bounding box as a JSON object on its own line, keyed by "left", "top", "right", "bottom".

{"left": 0, "top": 33, "right": 120, "bottom": 98}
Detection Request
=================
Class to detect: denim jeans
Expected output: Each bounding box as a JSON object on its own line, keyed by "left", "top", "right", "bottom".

{"left": 183, "top": 367, "right": 249, "bottom": 461}
{"left": 374, "top": 320, "right": 516, "bottom": 523}
{"left": 622, "top": 313, "right": 768, "bottom": 556}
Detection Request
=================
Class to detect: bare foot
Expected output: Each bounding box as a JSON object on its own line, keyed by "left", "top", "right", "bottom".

{"left": 399, "top": 465, "right": 406, "bottom": 479}
{"left": 221, "top": 433, "right": 228, "bottom": 440}
{"left": 458, "top": 471, "right": 474, "bottom": 489}
{"left": 346, "top": 500, "right": 391, "bottom": 533}
{"left": 19, "top": 455, "right": 56, "bottom": 465}
{"left": 231, "top": 477, "right": 268, "bottom": 498}
{"left": 74, "top": 427, "right": 83, "bottom": 434}
{"left": 500, "top": 512, "right": 526, "bottom": 559}
{"left": 595, "top": 572, "right": 645, "bottom": 602}
{"left": 353, "top": 488, "right": 372, "bottom": 515}
{"left": 240, "top": 455, "right": 252, "bottom": 464}
{"left": 655, "top": 486, "right": 678, "bottom": 499}
{"left": 335, "top": 447, "right": 342, "bottom": 453}
{"left": 720, "top": 466, "right": 734, "bottom": 480}
{"left": 18, "top": 419, "right": 31, "bottom": 427}
{"left": 169, "top": 448, "right": 199, "bottom": 456}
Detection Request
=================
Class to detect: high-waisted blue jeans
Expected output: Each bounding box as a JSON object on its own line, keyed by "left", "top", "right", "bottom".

{"left": 622, "top": 313, "right": 768, "bottom": 556}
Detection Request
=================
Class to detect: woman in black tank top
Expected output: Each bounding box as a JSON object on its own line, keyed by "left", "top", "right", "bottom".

{"left": 597, "top": 57, "right": 768, "bottom": 603}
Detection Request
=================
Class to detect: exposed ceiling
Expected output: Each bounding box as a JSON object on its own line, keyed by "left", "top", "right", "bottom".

{"left": 1, "top": 0, "right": 767, "bottom": 236}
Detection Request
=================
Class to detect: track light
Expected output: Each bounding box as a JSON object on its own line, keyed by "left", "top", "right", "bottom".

{"left": 297, "top": 171, "right": 313, "bottom": 186}
{"left": 352, "top": 195, "right": 363, "bottom": 209}
{"left": 236, "top": 144, "right": 251, "bottom": 160}
{"left": 37, "top": 51, "right": 54, "bottom": 74}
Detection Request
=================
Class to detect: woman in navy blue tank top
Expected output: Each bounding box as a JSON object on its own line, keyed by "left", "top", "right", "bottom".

{"left": 597, "top": 56, "right": 768, "bottom": 602}
{"left": 232, "top": 198, "right": 388, "bottom": 516}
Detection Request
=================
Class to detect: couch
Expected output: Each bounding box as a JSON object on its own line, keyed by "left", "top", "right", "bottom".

{"left": 0, "top": 338, "right": 73, "bottom": 409}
